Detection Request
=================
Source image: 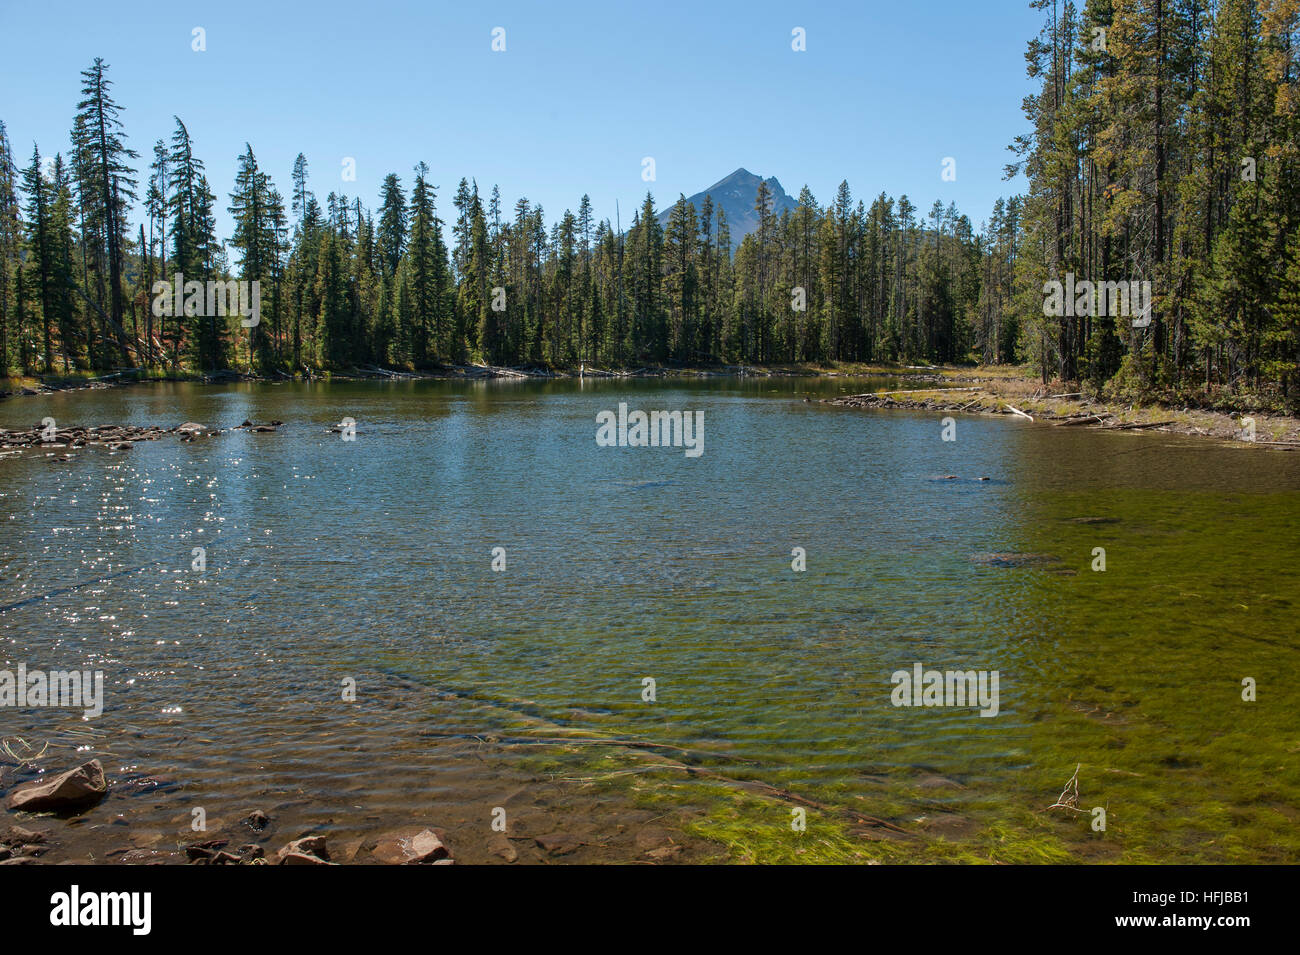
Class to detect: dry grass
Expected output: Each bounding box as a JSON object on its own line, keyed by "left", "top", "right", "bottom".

{"left": 830, "top": 366, "right": 1300, "bottom": 447}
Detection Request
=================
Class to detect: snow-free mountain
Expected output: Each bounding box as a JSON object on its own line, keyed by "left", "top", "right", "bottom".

{"left": 654, "top": 168, "right": 799, "bottom": 248}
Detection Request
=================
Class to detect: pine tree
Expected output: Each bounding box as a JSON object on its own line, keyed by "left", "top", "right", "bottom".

{"left": 402, "top": 162, "right": 451, "bottom": 364}
{"left": 72, "top": 58, "right": 138, "bottom": 367}
{"left": 663, "top": 195, "right": 698, "bottom": 361}
{"left": 0, "top": 122, "right": 20, "bottom": 371}
{"left": 21, "top": 146, "right": 55, "bottom": 371}
{"left": 376, "top": 173, "right": 406, "bottom": 280}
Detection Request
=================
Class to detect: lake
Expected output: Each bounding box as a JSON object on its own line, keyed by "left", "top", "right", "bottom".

{"left": 1, "top": 377, "right": 1298, "bottom": 863}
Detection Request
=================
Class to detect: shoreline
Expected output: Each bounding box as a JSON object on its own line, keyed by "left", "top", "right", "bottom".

{"left": 822, "top": 371, "right": 1300, "bottom": 449}
{"left": 0, "top": 360, "right": 864, "bottom": 401}
{"left": 5, "top": 362, "right": 1299, "bottom": 449}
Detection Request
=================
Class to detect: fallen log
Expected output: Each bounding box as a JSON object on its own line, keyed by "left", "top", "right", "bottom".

{"left": 390, "top": 671, "right": 915, "bottom": 840}
{"left": 470, "top": 363, "right": 530, "bottom": 379}
{"left": 874, "top": 387, "right": 981, "bottom": 397}
{"left": 1105, "top": 419, "right": 1178, "bottom": 431}
{"left": 357, "top": 364, "right": 412, "bottom": 379}
{"left": 1055, "top": 413, "right": 1112, "bottom": 427}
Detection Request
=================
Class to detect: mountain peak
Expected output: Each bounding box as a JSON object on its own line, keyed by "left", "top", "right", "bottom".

{"left": 657, "top": 168, "right": 797, "bottom": 248}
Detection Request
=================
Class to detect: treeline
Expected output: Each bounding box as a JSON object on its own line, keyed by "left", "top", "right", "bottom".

{"left": 0, "top": 64, "right": 987, "bottom": 376}
{"left": 1011, "top": 0, "right": 1300, "bottom": 401}
{"left": 2, "top": 0, "right": 1299, "bottom": 409}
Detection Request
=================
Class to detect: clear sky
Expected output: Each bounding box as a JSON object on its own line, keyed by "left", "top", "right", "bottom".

{"left": 0, "top": 0, "right": 1040, "bottom": 241}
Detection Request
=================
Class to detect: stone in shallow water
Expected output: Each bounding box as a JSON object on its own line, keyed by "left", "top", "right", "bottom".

{"left": 3, "top": 825, "right": 49, "bottom": 846}
{"left": 370, "top": 827, "right": 450, "bottom": 864}
{"left": 116, "top": 772, "right": 181, "bottom": 796}
{"left": 488, "top": 833, "right": 517, "bottom": 862}
{"left": 118, "top": 848, "right": 177, "bottom": 865}
{"left": 5, "top": 760, "right": 107, "bottom": 812}
{"left": 646, "top": 845, "right": 684, "bottom": 861}
{"left": 276, "top": 835, "right": 330, "bottom": 864}
{"left": 968, "top": 552, "right": 1061, "bottom": 568}
{"left": 185, "top": 839, "right": 229, "bottom": 862}
{"left": 535, "top": 832, "right": 584, "bottom": 857}
{"left": 337, "top": 838, "right": 366, "bottom": 863}
{"left": 280, "top": 850, "right": 334, "bottom": 865}
{"left": 633, "top": 827, "right": 676, "bottom": 851}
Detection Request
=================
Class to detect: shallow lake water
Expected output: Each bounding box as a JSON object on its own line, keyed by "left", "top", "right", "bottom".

{"left": 1, "top": 377, "right": 1297, "bottom": 863}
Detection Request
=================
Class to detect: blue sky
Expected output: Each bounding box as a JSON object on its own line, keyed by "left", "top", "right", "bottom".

{"left": 0, "top": 0, "right": 1039, "bottom": 241}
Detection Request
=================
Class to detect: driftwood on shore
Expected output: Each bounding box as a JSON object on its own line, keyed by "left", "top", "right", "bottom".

{"left": 828, "top": 391, "right": 1028, "bottom": 421}
{"left": 823, "top": 384, "right": 1298, "bottom": 446}
{"left": 866, "top": 387, "right": 981, "bottom": 398}
{"left": 462, "top": 363, "right": 569, "bottom": 380}
{"left": 355, "top": 364, "right": 416, "bottom": 380}
{"left": 1055, "top": 413, "right": 1113, "bottom": 427}
{"left": 1105, "top": 419, "right": 1179, "bottom": 431}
